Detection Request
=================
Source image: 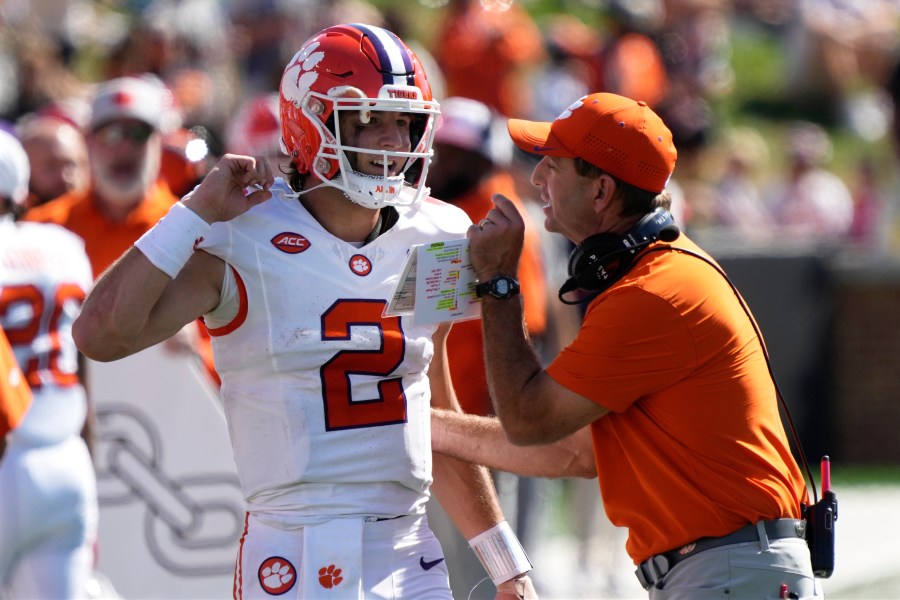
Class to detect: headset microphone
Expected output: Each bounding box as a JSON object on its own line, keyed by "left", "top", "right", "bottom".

{"left": 659, "top": 224, "right": 680, "bottom": 243}
{"left": 558, "top": 208, "right": 680, "bottom": 304}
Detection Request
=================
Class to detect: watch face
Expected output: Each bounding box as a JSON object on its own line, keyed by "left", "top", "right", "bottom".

{"left": 476, "top": 275, "right": 518, "bottom": 299}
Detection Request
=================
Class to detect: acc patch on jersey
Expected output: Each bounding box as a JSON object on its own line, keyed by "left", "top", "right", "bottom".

{"left": 258, "top": 556, "right": 297, "bottom": 595}
{"left": 271, "top": 232, "right": 311, "bottom": 254}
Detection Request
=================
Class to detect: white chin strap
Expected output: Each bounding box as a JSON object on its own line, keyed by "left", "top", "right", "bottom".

{"left": 339, "top": 170, "right": 428, "bottom": 209}
{"left": 300, "top": 169, "right": 430, "bottom": 210}
{"left": 311, "top": 145, "right": 431, "bottom": 209}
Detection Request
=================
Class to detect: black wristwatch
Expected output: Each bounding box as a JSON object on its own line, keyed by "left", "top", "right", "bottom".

{"left": 475, "top": 275, "right": 520, "bottom": 299}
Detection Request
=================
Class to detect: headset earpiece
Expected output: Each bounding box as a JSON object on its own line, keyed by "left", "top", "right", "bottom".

{"left": 567, "top": 234, "right": 631, "bottom": 290}
{"left": 559, "top": 208, "right": 680, "bottom": 303}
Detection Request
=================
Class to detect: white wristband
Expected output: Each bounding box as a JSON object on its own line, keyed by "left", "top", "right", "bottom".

{"left": 468, "top": 521, "right": 532, "bottom": 585}
{"left": 134, "top": 201, "right": 210, "bottom": 279}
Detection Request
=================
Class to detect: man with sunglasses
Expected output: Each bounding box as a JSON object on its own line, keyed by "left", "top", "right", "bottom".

{"left": 22, "top": 75, "right": 179, "bottom": 279}
{"left": 20, "top": 76, "right": 223, "bottom": 380}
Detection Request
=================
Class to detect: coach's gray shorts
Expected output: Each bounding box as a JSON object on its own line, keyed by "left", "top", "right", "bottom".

{"left": 648, "top": 537, "right": 823, "bottom": 599}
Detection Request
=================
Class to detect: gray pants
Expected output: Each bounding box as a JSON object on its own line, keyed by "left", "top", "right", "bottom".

{"left": 648, "top": 537, "right": 823, "bottom": 599}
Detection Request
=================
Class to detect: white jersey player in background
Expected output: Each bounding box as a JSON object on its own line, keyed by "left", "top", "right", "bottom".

{"left": 0, "top": 128, "right": 99, "bottom": 598}
{"left": 74, "top": 24, "right": 536, "bottom": 599}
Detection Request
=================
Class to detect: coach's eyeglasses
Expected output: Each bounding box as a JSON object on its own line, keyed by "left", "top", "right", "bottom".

{"left": 94, "top": 121, "right": 155, "bottom": 146}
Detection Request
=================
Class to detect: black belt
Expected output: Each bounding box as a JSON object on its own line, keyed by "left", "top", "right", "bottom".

{"left": 367, "top": 514, "right": 406, "bottom": 522}
{"left": 635, "top": 519, "right": 806, "bottom": 590}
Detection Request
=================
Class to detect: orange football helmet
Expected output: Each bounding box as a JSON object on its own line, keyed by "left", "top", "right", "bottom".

{"left": 279, "top": 23, "right": 440, "bottom": 209}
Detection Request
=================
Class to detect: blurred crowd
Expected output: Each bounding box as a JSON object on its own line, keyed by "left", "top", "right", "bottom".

{"left": 2, "top": 0, "right": 900, "bottom": 256}
{"left": 3, "top": 0, "right": 900, "bottom": 597}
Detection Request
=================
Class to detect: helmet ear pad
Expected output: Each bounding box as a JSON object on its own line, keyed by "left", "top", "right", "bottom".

{"left": 283, "top": 118, "right": 311, "bottom": 173}
{"left": 284, "top": 109, "right": 343, "bottom": 181}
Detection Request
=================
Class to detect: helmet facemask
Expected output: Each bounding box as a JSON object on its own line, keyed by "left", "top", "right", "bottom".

{"left": 302, "top": 85, "right": 439, "bottom": 209}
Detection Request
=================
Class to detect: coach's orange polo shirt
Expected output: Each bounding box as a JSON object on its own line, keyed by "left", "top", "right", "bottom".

{"left": 22, "top": 181, "right": 178, "bottom": 278}
{"left": 548, "top": 235, "right": 808, "bottom": 563}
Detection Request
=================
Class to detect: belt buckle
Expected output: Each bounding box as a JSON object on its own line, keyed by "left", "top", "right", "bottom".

{"left": 635, "top": 564, "right": 652, "bottom": 590}
{"left": 635, "top": 554, "right": 671, "bottom": 590}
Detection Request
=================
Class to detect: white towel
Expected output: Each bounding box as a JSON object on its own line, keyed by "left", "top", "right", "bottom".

{"left": 300, "top": 518, "right": 365, "bottom": 598}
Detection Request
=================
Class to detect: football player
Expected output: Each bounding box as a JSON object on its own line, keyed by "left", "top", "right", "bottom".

{"left": 0, "top": 128, "right": 98, "bottom": 598}
{"left": 74, "top": 24, "right": 536, "bottom": 599}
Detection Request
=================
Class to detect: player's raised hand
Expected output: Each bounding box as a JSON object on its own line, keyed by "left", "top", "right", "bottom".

{"left": 182, "top": 154, "right": 274, "bottom": 223}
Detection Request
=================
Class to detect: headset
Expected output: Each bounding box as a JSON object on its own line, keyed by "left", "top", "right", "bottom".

{"left": 558, "top": 207, "right": 680, "bottom": 304}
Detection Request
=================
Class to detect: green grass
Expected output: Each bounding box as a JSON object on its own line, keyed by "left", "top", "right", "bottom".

{"left": 720, "top": 19, "right": 893, "bottom": 184}
{"left": 832, "top": 464, "right": 900, "bottom": 487}
{"left": 720, "top": 19, "right": 787, "bottom": 122}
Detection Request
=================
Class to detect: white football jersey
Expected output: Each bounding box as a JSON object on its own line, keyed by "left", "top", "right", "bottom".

{"left": 199, "top": 180, "right": 471, "bottom": 524}
{"left": 0, "top": 217, "right": 92, "bottom": 445}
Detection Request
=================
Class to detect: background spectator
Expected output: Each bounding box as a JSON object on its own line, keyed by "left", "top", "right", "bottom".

{"left": 23, "top": 75, "right": 179, "bottom": 278}
{"left": 709, "top": 126, "right": 774, "bottom": 241}
{"left": 223, "top": 93, "right": 286, "bottom": 174}
{"left": 766, "top": 121, "right": 854, "bottom": 241}
{"left": 594, "top": 0, "right": 669, "bottom": 108}
{"left": 432, "top": 0, "right": 545, "bottom": 118}
{"left": 0, "top": 127, "right": 98, "bottom": 600}
{"left": 16, "top": 113, "right": 89, "bottom": 208}
{"left": 529, "top": 15, "right": 598, "bottom": 122}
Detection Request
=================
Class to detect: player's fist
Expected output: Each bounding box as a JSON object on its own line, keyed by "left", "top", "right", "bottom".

{"left": 182, "top": 154, "right": 274, "bottom": 224}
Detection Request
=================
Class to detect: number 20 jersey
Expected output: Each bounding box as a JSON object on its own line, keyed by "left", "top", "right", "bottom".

{"left": 0, "top": 217, "right": 92, "bottom": 445}
{"left": 198, "top": 180, "right": 472, "bottom": 523}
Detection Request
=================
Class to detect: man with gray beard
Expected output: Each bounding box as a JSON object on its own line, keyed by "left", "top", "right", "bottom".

{"left": 22, "top": 75, "right": 179, "bottom": 279}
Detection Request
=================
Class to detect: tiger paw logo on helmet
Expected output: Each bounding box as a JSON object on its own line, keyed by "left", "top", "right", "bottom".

{"left": 281, "top": 43, "right": 324, "bottom": 109}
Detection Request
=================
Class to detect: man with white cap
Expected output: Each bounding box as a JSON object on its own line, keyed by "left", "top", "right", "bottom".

{"left": 0, "top": 128, "right": 98, "bottom": 599}
{"left": 22, "top": 75, "right": 180, "bottom": 279}
{"left": 432, "top": 92, "right": 820, "bottom": 598}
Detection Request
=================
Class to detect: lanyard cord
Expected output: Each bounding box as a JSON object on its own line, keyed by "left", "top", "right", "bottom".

{"left": 643, "top": 245, "right": 819, "bottom": 505}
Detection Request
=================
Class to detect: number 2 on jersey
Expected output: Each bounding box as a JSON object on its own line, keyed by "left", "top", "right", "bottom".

{"left": 320, "top": 299, "right": 406, "bottom": 430}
